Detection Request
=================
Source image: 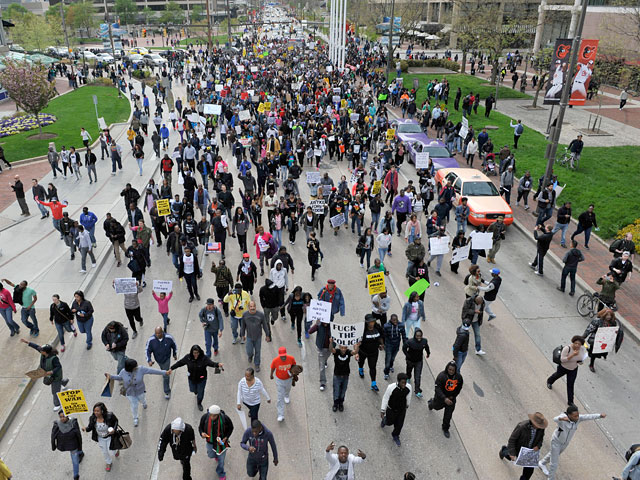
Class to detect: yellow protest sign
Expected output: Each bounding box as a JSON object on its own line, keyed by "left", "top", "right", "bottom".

{"left": 371, "top": 180, "right": 382, "bottom": 195}
{"left": 264, "top": 101, "right": 272, "bottom": 110}
{"left": 156, "top": 199, "right": 171, "bottom": 216}
{"left": 258, "top": 103, "right": 265, "bottom": 113}
{"left": 340, "top": 99, "right": 347, "bottom": 109}
{"left": 288, "top": 45, "right": 294, "bottom": 51}
{"left": 386, "top": 129, "right": 396, "bottom": 140}
{"left": 367, "top": 272, "right": 386, "bottom": 295}
{"left": 57, "top": 389, "right": 89, "bottom": 416}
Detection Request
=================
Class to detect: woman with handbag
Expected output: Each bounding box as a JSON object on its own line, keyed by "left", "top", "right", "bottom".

{"left": 20, "top": 339, "right": 69, "bottom": 411}
{"left": 82, "top": 402, "right": 121, "bottom": 472}
{"left": 106, "top": 358, "right": 167, "bottom": 427}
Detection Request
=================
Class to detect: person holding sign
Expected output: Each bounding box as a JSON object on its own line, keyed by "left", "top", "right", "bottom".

{"left": 498, "top": 412, "right": 547, "bottom": 480}
{"left": 582, "top": 308, "right": 622, "bottom": 373}
{"left": 329, "top": 339, "right": 359, "bottom": 412}
{"left": 20, "top": 339, "right": 69, "bottom": 411}
{"left": 51, "top": 409, "right": 84, "bottom": 480}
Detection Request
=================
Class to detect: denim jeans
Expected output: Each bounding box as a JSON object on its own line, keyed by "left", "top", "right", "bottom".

{"left": 204, "top": 329, "right": 219, "bottom": 356}
{"left": 171, "top": 253, "right": 180, "bottom": 271}
{"left": 384, "top": 342, "right": 400, "bottom": 375}
{"left": 161, "top": 313, "right": 169, "bottom": 330}
{"left": 77, "top": 317, "right": 94, "bottom": 346}
{"left": 571, "top": 224, "right": 592, "bottom": 247}
{"left": 333, "top": 375, "right": 349, "bottom": 403}
{"left": 21, "top": 307, "right": 39, "bottom": 333}
{"left": 53, "top": 218, "right": 62, "bottom": 237}
{"left": 246, "top": 337, "right": 262, "bottom": 366}
{"left": 36, "top": 201, "right": 48, "bottom": 217}
{"left": 456, "top": 219, "right": 467, "bottom": 233}
{"left": 359, "top": 248, "right": 372, "bottom": 268}
{"left": 110, "top": 350, "right": 127, "bottom": 373}
{"left": 371, "top": 212, "right": 380, "bottom": 230}
{"left": 230, "top": 316, "right": 243, "bottom": 340}
{"left": 127, "top": 392, "right": 147, "bottom": 421}
{"left": 70, "top": 449, "right": 83, "bottom": 477}
{"left": 206, "top": 443, "right": 227, "bottom": 477}
{"left": 456, "top": 351, "right": 468, "bottom": 371}
{"left": 405, "top": 319, "right": 420, "bottom": 338}
{"left": 552, "top": 222, "right": 569, "bottom": 245}
{"left": 273, "top": 229, "right": 282, "bottom": 249}
{"left": 378, "top": 247, "right": 388, "bottom": 263}
{"left": 80, "top": 246, "right": 96, "bottom": 270}
{"left": 86, "top": 225, "right": 96, "bottom": 244}
{"left": 1, "top": 308, "right": 20, "bottom": 334}
{"left": 536, "top": 206, "right": 553, "bottom": 225}
{"left": 560, "top": 266, "right": 577, "bottom": 294}
{"left": 247, "top": 455, "right": 269, "bottom": 479}
{"left": 189, "top": 379, "right": 206, "bottom": 405}
{"left": 471, "top": 322, "right": 482, "bottom": 351}
{"left": 54, "top": 321, "right": 75, "bottom": 345}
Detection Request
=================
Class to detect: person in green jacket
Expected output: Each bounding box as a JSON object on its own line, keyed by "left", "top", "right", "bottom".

{"left": 131, "top": 219, "right": 154, "bottom": 267}
{"left": 20, "top": 339, "right": 69, "bottom": 411}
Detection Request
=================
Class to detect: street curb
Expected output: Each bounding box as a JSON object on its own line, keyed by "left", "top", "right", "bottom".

{"left": 510, "top": 218, "right": 640, "bottom": 344}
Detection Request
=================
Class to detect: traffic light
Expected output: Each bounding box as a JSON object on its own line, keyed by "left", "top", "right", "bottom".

{"left": 142, "top": 29, "right": 147, "bottom": 38}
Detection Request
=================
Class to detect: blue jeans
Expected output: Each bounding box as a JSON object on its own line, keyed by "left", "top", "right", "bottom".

{"left": 273, "top": 229, "right": 282, "bottom": 249}
{"left": 456, "top": 219, "right": 467, "bottom": 233}
{"left": 127, "top": 392, "right": 146, "bottom": 421}
{"left": 36, "top": 201, "right": 48, "bottom": 217}
{"left": 333, "top": 374, "right": 349, "bottom": 402}
{"left": 53, "top": 218, "right": 62, "bottom": 237}
{"left": 189, "top": 379, "right": 206, "bottom": 405}
{"left": 204, "top": 329, "right": 219, "bottom": 356}
{"left": 86, "top": 225, "right": 96, "bottom": 244}
{"left": 137, "top": 158, "right": 143, "bottom": 175}
{"left": 54, "top": 321, "right": 74, "bottom": 345}
{"left": 111, "top": 350, "right": 127, "bottom": 373}
{"left": 206, "top": 443, "right": 227, "bottom": 477}
{"left": 384, "top": 342, "right": 400, "bottom": 375}
{"left": 378, "top": 247, "right": 388, "bottom": 263}
{"left": 456, "top": 351, "right": 468, "bottom": 371}
{"left": 171, "top": 253, "right": 180, "bottom": 271}
{"left": 161, "top": 313, "right": 169, "bottom": 330}
{"left": 351, "top": 215, "right": 362, "bottom": 235}
{"left": 77, "top": 317, "right": 94, "bottom": 346}
{"left": 70, "top": 449, "right": 83, "bottom": 477}
{"left": 359, "top": 248, "right": 372, "bottom": 268}
{"left": 371, "top": 212, "right": 380, "bottom": 230}
{"left": 571, "top": 224, "right": 592, "bottom": 247}
{"left": 536, "top": 206, "right": 553, "bottom": 225}
{"left": 552, "top": 222, "right": 569, "bottom": 245}
{"left": 1, "top": 308, "right": 20, "bottom": 334}
{"left": 246, "top": 337, "right": 262, "bottom": 366}
{"left": 405, "top": 319, "right": 420, "bottom": 338}
{"left": 21, "top": 307, "right": 39, "bottom": 333}
{"left": 230, "top": 316, "right": 243, "bottom": 340}
{"left": 247, "top": 455, "right": 269, "bottom": 478}
{"left": 471, "top": 322, "right": 482, "bottom": 351}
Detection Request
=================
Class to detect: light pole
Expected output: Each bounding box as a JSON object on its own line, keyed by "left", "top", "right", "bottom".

{"left": 59, "top": 0, "right": 74, "bottom": 74}
{"left": 542, "top": 0, "right": 588, "bottom": 188}
{"left": 385, "top": 0, "right": 395, "bottom": 81}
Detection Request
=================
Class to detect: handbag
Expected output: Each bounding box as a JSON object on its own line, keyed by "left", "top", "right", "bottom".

{"left": 113, "top": 425, "right": 132, "bottom": 450}
{"left": 127, "top": 258, "right": 140, "bottom": 273}
{"left": 552, "top": 345, "right": 564, "bottom": 365}
{"left": 43, "top": 375, "right": 53, "bottom": 386}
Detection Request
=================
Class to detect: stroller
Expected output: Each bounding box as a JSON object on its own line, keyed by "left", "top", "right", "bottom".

{"left": 482, "top": 153, "right": 497, "bottom": 176}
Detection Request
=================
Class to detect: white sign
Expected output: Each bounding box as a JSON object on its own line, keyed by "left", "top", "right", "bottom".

{"left": 187, "top": 113, "right": 199, "bottom": 123}
{"left": 471, "top": 232, "right": 493, "bottom": 250}
{"left": 593, "top": 326, "right": 619, "bottom": 354}
{"left": 332, "top": 95, "right": 341, "bottom": 104}
{"left": 415, "top": 152, "right": 430, "bottom": 169}
{"left": 215, "top": 84, "right": 223, "bottom": 92}
{"left": 353, "top": 144, "right": 361, "bottom": 154}
{"left": 330, "top": 214, "right": 346, "bottom": 228}
{"left": 251, "top": 66, "right": 258, "bottom": 72}
{"left": 515, "top": 447, "right": 539, "bottom": 468}
{"left": 554, "top": 183, "right": 566, "bottom": 199}
{"left": 314, "top": 148, "right": 322, "bottom": 157}
{"left": 350, "top": 113, "right": 360, "bottom": 122}
{"left": 450, "top": 244, "right": 470, "bottom": 264}
{"left": 238, "top": 110, "right": 251, "bottom": 121}
{"left": 461, "top": 116, "right": 469, "bottom": 129}
{"left": 252, "top": 95, "right": 260, "bottom": 103}
{"left": 458, "top": 125, "right": 468, "bottom": 139}
{"left": 429, "top": 236, "right": 450, "bottom": 255}
{"left": 326, "top": 65, "right": 333, "bottom": 72}
{"left": 114, "top": 278, "right": 138, "bottom": 295}
{"left": 237, "top": 65, "right": 245, "bottom": 72}
{"left": 309, "top": 199, "right": 326, "bottom": 214}
{"left": 331, "top": 322, "right": 365, "bottom": 346}
{"left": 306, "top": 171, "right": 322, "bottom": 184}
{"left": 153, "top": 280, "right": 173, "bottom": 293}
{"left": 98, "top": 117, "right": 107, "bottom": 129}
{"left": 204, "top": 104, "right": 217, "bottom": 114}
{"left": 309, "top": 299, "right": 332, "bottom": 324}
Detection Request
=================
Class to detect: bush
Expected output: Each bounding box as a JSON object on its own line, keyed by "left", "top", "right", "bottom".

{"left": 402, "top": 58, "right": 460, "bottom": 72}
{"left": 400, "top": 60, "right": 409, "bottom": 72}
{"left": 90, "top": 77, "right": 115, "bottom": 87}
{"left": 616, "top": 219, "right": 640, "bottom": 251}
{"left": 132, "top": 69, "right": 151, "bottom": 80}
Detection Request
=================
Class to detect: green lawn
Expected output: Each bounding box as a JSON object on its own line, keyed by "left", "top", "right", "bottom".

{"left": 397, "top": 73, "right": 639, "bottom": 238}
{"left": 2, "top": 86, "right": 130, "bottom": 163}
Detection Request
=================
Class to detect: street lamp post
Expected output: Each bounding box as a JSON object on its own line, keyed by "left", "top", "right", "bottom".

{"left": 385, "top": 0, "right": 396, "bottom": 81}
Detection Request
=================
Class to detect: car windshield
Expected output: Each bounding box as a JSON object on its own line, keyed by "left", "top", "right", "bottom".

{"left": 463, "top": 181, "right": 500, "bottom": 196}
{"left": 397, "top": 123, "right": 422, "bottom": 133}
{"left": 424, "top": 147, "right": 452, "bottom": 158}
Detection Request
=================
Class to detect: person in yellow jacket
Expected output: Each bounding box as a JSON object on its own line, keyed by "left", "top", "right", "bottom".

{"left": 0, "top": 457, "right": 12, "bottom": 479}
{"left": 224, "top": 283, "right": 251, "bottom": 345}
{"left": 126, "top": 127, "right": 136, "bottom": 150}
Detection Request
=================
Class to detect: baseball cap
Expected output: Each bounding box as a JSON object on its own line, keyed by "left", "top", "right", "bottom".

{"left": 243, "top": 253, "right": 250, "bottom": 258}
{"left": 278, "top": 347, "right": 287, "bottom": 355}
{"left": 490, "top": 268, "right": 500, "bottom": 275}
{"left": 206, "top": 298, "right": 215, "bottom": 305}
{"left": 327, "top": 279, "right": 336, "bottom": 284}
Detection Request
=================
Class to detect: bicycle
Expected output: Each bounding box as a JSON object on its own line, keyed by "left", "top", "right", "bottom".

{"left": 555, "top": 147, "right": 573, "bottom": 168}
{"left": 576, "top": 291, "right": 617, "bottom": 318}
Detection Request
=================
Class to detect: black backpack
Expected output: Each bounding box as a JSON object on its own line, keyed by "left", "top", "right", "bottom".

{"left": 552, "top": 345, "right": 564, "bottom": 365}
{"left": 626, "top": 444, "right": 640, "bottom": 461}
{"left": 463, "top": 274, "right": 471, "bottom": 286}
{"left": 13, "top": 286, "right": 24, "bottom": 306}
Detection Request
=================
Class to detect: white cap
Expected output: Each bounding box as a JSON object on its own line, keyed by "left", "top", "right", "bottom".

{"left": 208, "top": 405, "right": 221, "bottom": 415}
{"left": 171, "top": 417, "right": 185, "bottom": 431}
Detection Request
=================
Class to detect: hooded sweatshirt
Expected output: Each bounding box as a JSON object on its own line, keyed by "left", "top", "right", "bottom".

{"left": 259, "top": 279, "right": 281, "bottom": 308}
{"left": 452, "top": 326, "right": 470, "bottom": 356}
{"left": 434, "top": 361, "right": 464, "bottom": 402}
{"left": 269, "top": 260, "right": 288, "bottom": 289}
{"left": 240, "top": 426, "right": 278, "bottom": 463}
{"left": 170, "top": 345, "right": 220, "bottom": 384}
{"left": 402, "top": 328, "right": 430, "bottom": 363}
{"left": 157, "top": 420, "right": 195, "bottom": 461}
{"left": 383, "top": 321, "right": 407, "bottom": 348}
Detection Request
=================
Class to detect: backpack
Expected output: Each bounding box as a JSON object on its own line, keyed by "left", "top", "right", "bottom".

{"left": 552, "top": 345, "right": 564, "bottom": 365}
{"left": 626, "top": 444, "right": 640, "bottom": 461}
{"left": 515, "top": 124, "right": 524, "bottom": 135}
{"left": 463, "top": 274, "right": 471, "bottom": 286}
{"left": 609, "top": 239, "right": 622, "bottom": 254}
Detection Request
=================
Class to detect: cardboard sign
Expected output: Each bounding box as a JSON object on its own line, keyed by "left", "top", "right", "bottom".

{"left": 593, "top": 326, "right": 619, "bottom": 354}
{"left": 98, "top": 117, "right": 107, "bottom": 129}
{"left": 237, "top": 65, "right": 245, "bottom": 72}
{"left": 331, "top": 322, "right": 364, "bottom": 346}
{"left": 429, "top": 236, "right": 450, "bottom": 255}
{"left": 153, "top": 280, "right": 172, "bottom": 293}
{"left": 25, "top": 368, "right": 47, "bottom": 379}
{"left": 386, "top": 129, "right": 395, "bottom": 140}
{"left": 215, "top": 84, "right": 223, "bottom": 92}
{"left": 239, "top": 110, "right": 251, "bottom": 121}
{"left": 258, "top": 103, "right": 266, "bottom": 113}
{"left": 309, "top": 299, "right": 332, "bottom": 323}
{"left": 235, "top": 125, "right": 242, "bottom": 134}
{"left": 206, "top": 242, "right": 221, "bottom": 253}
{"left": 114, "top": 278, "right": 138, "bottom": 294}
{"left": 367, "top": 271, "right": 386, "bottom": 295}
{"left": 371, "top": 180, "right": 382, "bottom": 195}
{"left": 314, "top": 149, "right": 322, "bottom": 157}
{"left": 471, "top": 232, "right": 493, "bottom": 250}
{"left": 156, "top": 199, "right": 171, "bottom": 216}
{"left": 404, "top": 278, "right": 430, "bottom": 298}
{"left": 450, "top": 244, "right": 470, "bottom": 264}
{"left": 458, "top": 125, "right": 469, "bottom": 139}
{"left": 330, "top": 214, "right": 345, "bottom": 228}
{"left": 309, "top": 199, "right": 326, "bottom": 214}
{"left": 57, "top": 389, "right": 89, "bottom": 416}
{"left": 264, "top": 101, "right": 272, "bottom": 110}
{"left": 415, "top": 152, "right": 430, "bottom": 169}
{"left": 239, "top": 138, "right": 251, "bottom": 146}
{"left": 306, "top": 171, "right": 322, "bottom": 184}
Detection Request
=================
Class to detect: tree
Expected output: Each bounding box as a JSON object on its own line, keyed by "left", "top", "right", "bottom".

{"left": 0, "top": 60, "right": 57, "bottom": 135}
{"left": 68, "top": 0, "right": 97, "bottom": 38}
{"left": 531, "top": 46, "right": 552, "bottom": 108}
{"left": 10, "top": 13, "right": 63, "bottom": 51}
{"left": 159, "top": 1, "right": 184, "bottom": 25}
{"left": 115, "top": 0, "right": 138, "bottom": 25}
{"left": 141, "top": 6, "right": 154, "bottom": 25}
{"left": 190, "top": 4, "right": 204, "bottom": 24}
{"left": 3, "top": 3, "right": 28, "bottom": 21}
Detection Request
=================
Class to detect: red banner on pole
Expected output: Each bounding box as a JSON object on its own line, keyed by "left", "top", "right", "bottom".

{"left": 569, "top": 39, "right": 599, "bottom": 106}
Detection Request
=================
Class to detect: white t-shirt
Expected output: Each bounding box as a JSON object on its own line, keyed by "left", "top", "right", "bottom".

{"left": 408, "top": 302, "right": 419, "bottom": 321}
{"left": 182, "top": 254, "right": 195, "bottom": 274}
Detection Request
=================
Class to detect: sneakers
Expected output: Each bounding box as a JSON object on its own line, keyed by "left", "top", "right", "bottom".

{"left": 547, "top": 383, "right": 553, "bottom": 390}
{"left": 197, "top": 403, "right": 203, "bottom": 411}
{"left": 232, "top": 338, "right": 238, "bottom": 345}
{"left": 132, "top": 331, "right": 138, "bottom": 339}
{"left": 556, "top": 287, "right": 565, "bottom": 293}
{"left": 358, "top": 368, "right": 364, "bottom": 378}
{"left": 62, "top": 378, "right": 69, "bottom": 387}
{"left": 416, "top": 392, "right": 423, "bottom": 398}
{"left": 371, "top": 382, "right": 379, "bottom": 392}
{"left": 53, "top": 405, "right": 62, "bottom": 412}
{"left": 384, "top": 374, "right": 389, "bottom": 380}
{"left": 538, "top": 461, "right": 549, "bottom": 476}
{"left": 428, "top": 399, "right": 434, "bottom": 410}
{"left": 61, "top": 345, "right": 66, "bottom": 352}
{"left": 297, "top": 340, "right": 302, "bottom": 347}
{"left": 284, "top": 396, "right": 290, "bottom": 404}
{"left": 380, "top": 417, "right": 386, "bottom": 428}
{"left": 105, "top": 464, "right": 111, "bottom": 472}
{"left": 443, "top": 429, "right": 450, "bottom": 438}
{"left": 305, "top": 332, "right": 309, "bottom": 339}
{"left": 79, "top": 269, "right": 87, "bottom": 273}
{"left": 487, "top": 314, "right": 496, "bottom": 321}
{"left": 91, "top": 263, "right": 97, "bottom": 267}
{"left": 255, "top": 365, "right": 260, "bottom": 372}
{"left": 475, "top": 350, "right": 487, "bottom": 355}
{"left": 392, "top": 435, "right": 401, "bottom": 446}
{"left": 214, "top": 350, "right": 219, "bottom": 356}
{"left": 320, "top": 384, "right": 325, "bottom": 391}
{"left": 164, "top": 393, "right": 171, "bottom": 400}
{"left": 277, "top": 415, "right": 284, "bottom": 422}
{"left": 332, "top": 405, "right": 338, "bottom": 412}
{"left": 142, "top": 403, "right": 147, "bottom": 409}
{"left": 73, "top": 330, "right": 77, "bottom": 337}
{"left": 133, "top": 418, "right": 138, "bottom": 427}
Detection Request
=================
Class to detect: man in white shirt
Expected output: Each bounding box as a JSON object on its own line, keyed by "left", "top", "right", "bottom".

{"left": 324, "top": 442, "right": 365, "bottom": 480}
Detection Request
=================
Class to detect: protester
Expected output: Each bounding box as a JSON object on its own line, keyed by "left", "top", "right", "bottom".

{"left": 270, "top": 347, "right": 297, "bottom": 422}
{"left": 237, "top": 367, "right": 271, "bottom": 422}
{"left": 546, "top": 335, "right": 587, "bottom": 407}
{"left": 198, "top": 405, "right": 234, "bottom": 480}
{"left": 51, "top": 410, "right": 84, "bottom": 480}
{"left": 380, "top": 373, "right": 412, "bottom": 446}
{"left": 20, "top": 339, "right": 68, "bottom": 411}
{"left": 498, "top": 413, "right": 547, "bottom": 480}
{"left": 168, "top": 345, "right": 223, "bottom": 411}
{"left": 82, "top": 403, "right": 120, "bottom": 472}
{"left": 428, "top": 361, "right": 464, "bottom": 438}
{"left": 145, "top": 326, "right": 177, "bottom": 400}
{"left": 240, "top": 420, "right": 279, "bottom": 479}
{"left": 324, "top": 442, "right": 366, "bottom": 480}
{"left": 157, "top": 417, "right": 197, "bottom": 480}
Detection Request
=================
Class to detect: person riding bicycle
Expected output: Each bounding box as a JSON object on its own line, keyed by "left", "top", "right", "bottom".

{"left": 596, "top": 272, "right": 620, "bottom": 311}
{"left": 568, "top": 135, "right": 584, "bottom": 169}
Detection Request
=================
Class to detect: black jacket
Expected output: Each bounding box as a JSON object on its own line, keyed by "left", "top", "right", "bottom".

{"left": 609, "top": 257, "right": 633, "bottom": 283}
{"left": 170, "top": 347, "right": 220, "bottom": 384}
{"left": 158, "top": 423, "right": 195, "bottom": 461}
{"left": 563, "top": 248, "right": 584, "bottom": 268}
{"left": 49, "top": 301, "right": 73, "bottom": 325}
{"left": 577, "top": 210, "right": 597, "bottom": 229}
{"left": 506, "top": 420, "right": 545, "bottom": 458}
{"left": 178, "top": 252, "right": 201, "bottom": 278}
{"left": 51, "top": 418, "right": 82, "bottom": 452}
{"left": 85, "top": 412, "right": 119, "bottom": 449}
{"left": 101, "top": 322, "right": 129, "bottom": 352}
{"left": 461, "top": 296, "right": 485, "bottom": 326}
{"left": 534, "top": 229, "right": 554, "bottom": 253}
{"left": 270, "top": 252, "right": 294, "bottom": 272}
{"left": 259, "top": 280, "right": 281, "bottom": 309}
{"left": 452, "top": 326, "right": 470, "bottom": 356}
{"left": 402, "top": 329, "right": 430, "bottom": 362}
{"left": 198, "top": 411, "right": 234, "bottom": 444}
{"left": 121, "top": 187, "right": 140, "bottom": 207}
{"left": 434, "top": 361, "right": 463, "bottom": 401}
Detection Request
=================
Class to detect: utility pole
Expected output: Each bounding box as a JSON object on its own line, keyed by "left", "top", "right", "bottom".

{"left": 59, "top": 0, "right": 74, "bottom": 74}
{"left": 385, "top": 0, "right": 395, "bottom": 80}
{"left": 205, "top": 0, "right": 213, "bottom": 49}
{"left": 226, "top": 0, "right": 231, "bottom": 44}
{"left": 103, "top": 0, "right": 116, "bottom": 55}
{"left": 542, "top": 0, "right": 588, "bottom": 189}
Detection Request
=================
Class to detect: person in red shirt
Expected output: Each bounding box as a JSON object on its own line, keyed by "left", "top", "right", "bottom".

{"left": 270, "top": 347, "right": 296, "bottom": 422}
{"left": 0, "top": 281, "right": 19, "bottom": 336}
{"left": 36, "top": 198, "right": 68, "bottom": 240}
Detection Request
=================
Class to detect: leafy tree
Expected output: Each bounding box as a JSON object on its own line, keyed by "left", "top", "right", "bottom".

{"left": 0, "top": 60, "right": 57, "bottom": 135}
{"left": 10, "top": 13, "right": 64, "bottom": 51}
{"left": 190, "top": 4, "right": 204, "bottom": 23}
{"left": 3, "top": 3, "right": 28, "bottom": 21}
{"left": 159, "top": 1, "right": 184, "bottom": 25}
{"left": 141, "top": 6, "right": 155, "bottom": 24}
{"left": 68, "top": 1, "right": 97, "bottom": 38}
{"left": 114, "top": 0, "right": 138, "bottom": 25}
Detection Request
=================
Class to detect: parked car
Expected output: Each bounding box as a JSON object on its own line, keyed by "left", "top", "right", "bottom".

{"left": 124, "top": 53, "right": 144, "bottom": 65}
{"left": 129, "top": 47, "right": 149, "bottom": 55}
{"left": 95, "top": 53, "right": 115, "bottom": 63}
{"left": 101, "top": 48, "right": 123, "bottom": 59}
{"left": 143, "top": 53, "right": 167, "bottom": 67}
{"left": 434, "top": 168, "right": 514, "bottom": 226}
{"left": 78, "top": 50, "right": 98, "bottom": 61}
{"left": 406, "top": 139, "right": 459, "bottom": 171}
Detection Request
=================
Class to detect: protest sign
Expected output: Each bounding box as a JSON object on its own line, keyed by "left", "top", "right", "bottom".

{"left": 515, "top": 447, "right": 539, "bottom": 468}
{"left": 114, "top": 278, "right": 138, "bottom": 294}
{"left": 429, "top": 236, "right": 450, "bottom": 255}
{"left": 212, "top": 104, "right": 222, "bottom": 115}
{"left": 239, "top": 138, "right": 251, "bottom": 146}
{"left": 57, "top": 389, "right": 89, "bottom": 416}
{"left": 153, "top": 280, "right": 172, "bottom": 293}
{"left": 215, "top": 84, "right": 223, "bottom": 92}
{"left": 350, "top": 113, "right": 360, "bottom": 122}
{"left": 310, "top": 199, "right": 326, "bottom": 214}
{"left": 25, "top": 368, "right": 47, "bottom": 379}
{"left": 306, "top": 171, "right": 322, "bottom": 184}
{"left": 251, "top": 66, "right": 258, "bottom": 72}
{"left": 264, "top": 101, "right": 272, "bottom": 110}
{"left": 308, "top": 299, "right": 332, "bottom": 324}
{"left": 367, "top": 272, "right": 386, "bottom": 295}
{"left": 101, "top": 377, "right": 115, "bottom": 397}
{"left": 404, "top": 278, "right": 430, "bottom": 298}
{"left": 235, "top": 125, "right": 242, "bottom": 134}
{"left": 386, "top": 129, "right": 395, "bottom": 140}
{"left": 239, "top": 110, "right": 251, "bottom": 121}
{"left": 415, "top": 152, "right": 430, "bottom": 169}
{"left": 458, "top": 125, "right": 468, "bottom": 139}
{"left": 204, "top": 104, "right": 217, "bottom": 114}
{"left": 371, "top": 180, "right": 382, "bottom": 195}
{"left": 206, "top": 242, "right": 221, "bottom": 253}
{"left": 451, "top": 244, "right": 470, "bottom": 264}
{"left": 593, "top": 326, "right": 619, "bottom": 354}
{"left": 313, "top": 148, "right": 322, "bottom": 157}
{"left": 330, "top": 214, "right": 345, "bottom": 228}
{"left": 187, "top": 113, "right": 199, "bottom": 123}
{"left": 331, "top": 322, "right": 365, "bottom": 347}
{"left": 471, "top": 232, "right": 493, "bottom": 250}
{"left": 237, "top": 65, "right": 245, "bottom": 72}
{"left": 156, "top": 199, "right": 171, "bottom": 216}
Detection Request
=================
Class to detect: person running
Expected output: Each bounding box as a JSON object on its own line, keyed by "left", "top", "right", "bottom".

{"left": 51, "top": 409, "right": 84, "bottom": 480}
{"left": 157, "top": 417, "right": 197, "bottom": 480}
{"left": 270, "top": 347, "right": 297, "bottom": 422}
{"left": 498, "top": 412, "right": 547, "bottom": 480}
{"left": 168, "top": 344, "right": 224, "bottom": 411}
{"left": 324, "top": 442, "right": 366, "bottom": 480}
{"left": 380, "top": 373, "right": 412, "bottom": 446}
{"left": 0, "top": 281, "right": 19, "bottom": 337}
{"left": 546, "top": 335, "right": 586, "bottom": 407}
{"left": 237, "top": 367, "right": 271, "bottom": 422}
{"left": 240, "top": 420, "right": 279, "bottom": 479}
{"left": 403, "top": 328, "right": 430, "bottom": 398}
{"left": 82, "top": 403, "right": 120, "bottom": 472}
{"left": 428, "top": 361, "right": 464, "bottom": 438}
{"left": 145, "top": 326, "right": 177, "bottom": 400}
{"left": 20, "top": 339, "right": 69, "bottom": 411}
{"left": 198, "top": 405, "right": 234, "bottom": 480}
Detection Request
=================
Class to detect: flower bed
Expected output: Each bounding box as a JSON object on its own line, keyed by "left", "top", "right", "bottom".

{"left": 0, "top": 113, "right": 57, "bottom": 138}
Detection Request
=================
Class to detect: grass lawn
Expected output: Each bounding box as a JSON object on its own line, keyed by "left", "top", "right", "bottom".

{"left": 397, "top": 73, "right": 639, "bottom": 238}
{"left": 2, "top": 86, "right": 130, "bottom": 164}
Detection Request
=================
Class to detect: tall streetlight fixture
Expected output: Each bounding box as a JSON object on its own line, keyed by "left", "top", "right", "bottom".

{"left": 385, "top": 0, "right": 395, "bottom": 80}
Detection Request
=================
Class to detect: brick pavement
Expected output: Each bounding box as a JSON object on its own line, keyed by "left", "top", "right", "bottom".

{"left": 0, "top": 161, "right": 52, "bottom": 219}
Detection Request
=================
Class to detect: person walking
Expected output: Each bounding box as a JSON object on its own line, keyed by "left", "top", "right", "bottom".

{"left": 11, "top": 175, "right": 30, "bottom": 216}
{"left": 552, "top": 201, "right": 572, "bottom": 247}
{"left": 619, "top": 88, "right": 628, "bottom": 110}
{"left": 461, "top": 294, "right": 486, "bottom": 355}
{"left": 516, "top": 171, "right": 533, "bottom": 210}
{"left": 145, "top": 326, "right": 177, "bottom": 400}
{"left": 324, "top": 442, "right": 366, "bottom": 480}
{"left": 237, "top": 367, "right": 271, "bottom": 422}
{"left": 382, "top": 314, "right": 407, "bottom": 380}
{"left": 478, "top": 268, "right": 501, "bottom": 320}
{"left": 152, "top": 290, "right": 173, "bottom": 331}
{"left": 241, "top": 301, "right": 272, "bottom": 372}
{"left": 168, "top": 345, "right": 223, "bottom": 411}
{"left": 380, "top": 373, "right": 412, "bottom": 446}
{"left": 179, "top": 245, "right": 202, "bottom": 303}
{"left": 498, "top": 412, "right": 547, "bottom": 480}
{"left": 510, "top": 119, "right": 524, "bottom": 149}
{"left": 210, "top": 260, "right": 234, "bottom": 316}
{"left": 101, "top": 320, "right": 129, "bottom": 373}
{"left": 1, "top": 278, "right": 39, "bottom": 337}
{"left": 47, "top": 147, "right": 63, "bottom": 178}
{"left": 112, "top": 280, "right": 143, "bottom": 338}
{"left": 32, "top": 179, "right": 49, "bottom": 219}
{"left": 547, "top": 335, "right": 586, "bottom": 407}
{"left": 240, "top": 420, "right": 279, "bottom": 479}
{"left": 237, "top": 253, "right": 258, "bottom": 295}
{"left": 285, "top": 286, "right": 308, "bottom": 345}
{"left": 621, "top": 446, "right": 640, "bottom": 480}
{"left": 402, "top": 291, "right": 425, "bottom": 338}
{"left": 157, "top": 417, "right": 197, "bottom": 480}
{"left": 85, "top": 148, "right": 98, "bottom": 184}
{"left": 317, "top": 279, "right": 346, "bottom": 321}
{"left": 557, "top": 240, "right": 584, "bottom": 296}
{"left": 270, "top": 347, "right": 297, "bottom": 422}
{"left": 199, "top": 298, "right": 224, "bottom": 357}
{"left": 403, "top": 328, "right": 430, "bottom": 398}
{"left": 452, "top": 322, "right": 471, "bottom": 371}
{"left": 428, "top": 361, "right": 464, "bottom": 438}
{"left": 486, "top": 216, "right": 506, "bottom": 263}
{"left": 71, "top": 290, "right": 94, "bottom": 349}
{"left": 20, "top": 339, "right": 69, "bottom": 411}
{"left": 76, "top": 225, "right": 97, "bottom": 273}
{"left": 308, "top": 311, "right": 332, "bottom": 391}
{"left": 82, "top": 403, "right": 120, "bottom": 472}
{"left": 530, "top": 223, "right": 555, "bottom": 276}
{"left": 79, "top": 207, "right": 98, "bottom": 247}
{"left": 224, "top": 284, "right": 251, "bottom": 344}
{"left": 538, "top": 406, "right": 606, "bottom": 478}
{"left": 51, "top": 409, "right": 84, "bottom": 480}
{"left": 106, "top": 358, "right": 167, "bottom": 426}
{"left": 583, "top": 308, "right": 621, "bottom": 373}
{"left": 0, "top": 281, "right": 19, "bottom": 337}
{"left": 609, "top": 251, "right": 633, "bottom": 285}
{"left": 500, "top": 166, "right": 514, "bottom": 204}
{"left": 35, "top": 198, "right": 68, "bottom": 238}
{"left": 329, "top": 339, "right": 358, "bottom": 412}
{"left": 357, "top": 315, "right": 384, "bottom": 392}
{"left": 198, "top": 404, "right": 234, "bottom": 480}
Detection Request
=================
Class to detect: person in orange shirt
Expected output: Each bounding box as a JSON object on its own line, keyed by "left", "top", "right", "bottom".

{"left": 270, "top": 347, "right": 296, "bottom": 422}
{"left": 35, "top": 198, "right": 68, "bottom": 239}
